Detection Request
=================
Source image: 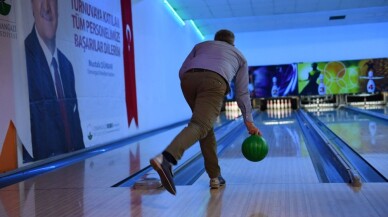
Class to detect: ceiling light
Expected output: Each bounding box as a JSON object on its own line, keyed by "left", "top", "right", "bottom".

{"left": 164, "top": 0, "right": 185, "bottom": 26}
{"left": 189, "top": 20, "right": 204, "bottom": 40}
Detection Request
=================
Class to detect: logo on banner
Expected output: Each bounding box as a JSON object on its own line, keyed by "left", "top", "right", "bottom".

{"left": 0, "top": 0, "right": 11, "bottom": 16}
{"left": 0, "top": 0, "right": 16, "bottom": 39}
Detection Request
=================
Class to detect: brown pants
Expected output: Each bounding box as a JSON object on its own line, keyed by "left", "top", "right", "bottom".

{"left": 165, "top": 70, "right": 228, "bottom": 178}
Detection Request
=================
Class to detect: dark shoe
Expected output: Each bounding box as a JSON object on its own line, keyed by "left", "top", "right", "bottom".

{"left": 210, "top": 176, "right": 226, "bottom": 189}
{"left": 150, "top": 154, "right": 176, "bottom": 195}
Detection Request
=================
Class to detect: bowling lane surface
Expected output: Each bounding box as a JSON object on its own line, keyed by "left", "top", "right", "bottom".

{"left": 2, "top": 109, "right": 388, "bottom": 217}
{"left": 310, "top": 108, "right": 388, "bottom": 179}
{"left": 195, "top": 109, "right": 319, "bottom": 186}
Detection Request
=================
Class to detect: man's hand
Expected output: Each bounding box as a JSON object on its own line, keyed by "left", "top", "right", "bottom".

{"left": 245, "top": 121, "right": 261, "bottom": 136}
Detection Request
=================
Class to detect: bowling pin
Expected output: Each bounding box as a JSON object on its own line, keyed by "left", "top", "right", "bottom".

{"left": 367, "top": 71, "right": 375, "bottom": 93}
{"left": 318, "top": 74, "right": 326, "bottom": 95}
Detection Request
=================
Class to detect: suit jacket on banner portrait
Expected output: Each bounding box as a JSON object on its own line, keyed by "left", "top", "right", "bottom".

{"left": 24, "top": 26, "right": 85, "bottom": 162}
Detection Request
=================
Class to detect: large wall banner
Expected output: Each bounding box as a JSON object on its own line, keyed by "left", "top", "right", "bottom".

{"left": 298, "top": 58, "right": 388, "bottom": 95}
{"left": 248, "top": 64, "right": 298, "bottom": 98}
{"left": 0, "top": 0, "right": 138, "bottom": 166}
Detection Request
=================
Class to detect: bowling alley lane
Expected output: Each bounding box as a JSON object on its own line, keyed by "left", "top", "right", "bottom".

{"left": 2, "top": 108, "right": 388, "bottom": 217}
{"left": 309, "top": 107, "right": 388, "bottom": 179}
{"left": 194, "top": 109, "right": 320, "bottom": 185}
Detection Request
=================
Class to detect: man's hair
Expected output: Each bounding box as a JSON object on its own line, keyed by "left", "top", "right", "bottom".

{"left": 214, "top": 29, "right": 235, "bottom": 45}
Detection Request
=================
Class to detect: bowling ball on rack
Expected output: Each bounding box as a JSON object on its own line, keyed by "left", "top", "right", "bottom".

{"left": 241, "top": 135, "right": 269, "bottom": 162}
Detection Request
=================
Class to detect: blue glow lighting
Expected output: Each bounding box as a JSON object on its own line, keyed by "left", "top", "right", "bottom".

{"left": 164, "top": 0, "right": 185, "bottom": 26}
{"left": 189, "top": 20, "right": 205, "bottom": 40}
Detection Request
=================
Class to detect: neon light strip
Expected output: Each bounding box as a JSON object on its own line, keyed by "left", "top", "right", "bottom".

{"left": 164, "top": 0, "right": 185, "bottom": 26}
{"left": 189, "top": 20, "right": 204, "bottom": 40}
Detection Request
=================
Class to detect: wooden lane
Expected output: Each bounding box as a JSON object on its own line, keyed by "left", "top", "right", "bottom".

{"left": 1, "top": 182, "right": 388, "bottom": 216}
{"left": 0, "top": 111, "right": 242, "bottom": 190}
{"left": 208, "top": 111, "right": 319, "bottom": 185}
{"left": 1, "top": 110, "right": 388, "bottom": 216}
{"left": 314, "top": 108, "right": 388, "bottom": 179}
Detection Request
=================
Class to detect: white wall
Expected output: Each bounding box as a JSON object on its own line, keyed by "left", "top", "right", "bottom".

{"left": 233, "top": 22, "right": 388, "bottom": 66}
{"left": 130, "top": 0, "right": 202, "bottom": 134}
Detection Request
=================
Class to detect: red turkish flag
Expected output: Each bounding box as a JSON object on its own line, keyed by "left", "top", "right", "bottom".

{"left": 121, "top": 0, "right": 138, "bottom": 127}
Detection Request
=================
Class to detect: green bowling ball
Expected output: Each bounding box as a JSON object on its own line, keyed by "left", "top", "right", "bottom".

{"left": 242, "top": 135, "right": 268, "bottom": 162}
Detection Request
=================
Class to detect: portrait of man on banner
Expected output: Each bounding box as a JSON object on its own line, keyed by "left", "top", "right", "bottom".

{"left": 24, "top": 0, "right": 84, "bottom": 162}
